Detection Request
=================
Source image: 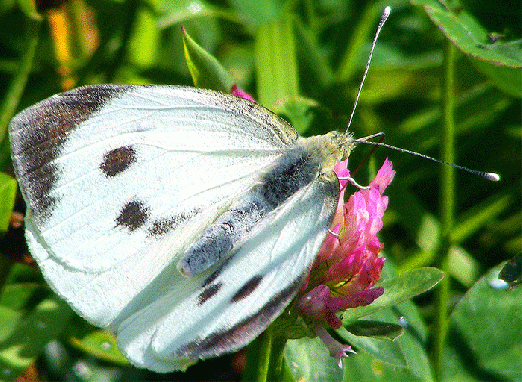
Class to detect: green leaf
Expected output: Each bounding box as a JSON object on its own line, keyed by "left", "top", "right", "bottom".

{"left": 228, "top": 0, "right": 286, "bottom": 31}
{"left": 182, "top": 27, "right": 233, "bottom": 91}
{"left": 342, "top": 268, "right": 445, "bottom": 323}
{"left": 294, "top": 19, "right": 334, "bottom": 89}
{"left": 0, "top": 289, "right": 74, "bottom": 381}
{"left": 0, "top": 307, "right": 21, "bottom": 343}
{"left": 127, "top": 6, "right": 159, "bottom": 69}
{"left": 286, "top": 301, "right": 433, "bottom": 381}
{"left": 451, "top": 193, "right": 512, "bottom": 243}
{"left": 0, "top": 19, "right": 40, "bottom": 154}
{"left": 411, "top": 0, "right": 522, "bottom": 96}
{"left": 15, "top": 0, "right": 42, "bottom": 20}
{"left": 341, "top": 328, "right": 408, "bottom": 369}
{"left": 447, "top": 246, "right": 481, "bottom": 288}
{"left": 270, "top": 96, "right": 319, "bottom": 134}
{"left": 391, "top": 185, "right": 440, "bottom": 254}
{"left": 345, "top": 320, "right": 403, "bottom": 340}
{"left": 0, "top": 173, "right": 16, "bottom": 232}
{"left": 411, "top": 0, "right": 522, "bottom": 67}
{"left": 341, "top": 350, "right": 426, "bottom": 382}
{"left": 284, "top": 337, "right": 343, "bottom": 382}
{"left": 456, "top": 84, "right": 514, "bottom": 133}
{"left": 0, "top": 284, "right": 44, "bottom": 311}
{"left": 2, "top": 263, "right": 42, "bottom": 286}
{"left": 339, "top": 302, "right": 433, "bottom": 380}
{"left": 255, "top": 14, "right": 299, "bottom": 108}
{"left": 158, "top": 1, "right": 241, "bottom": 29}
{"left": 442, "top": 263, "right": 522, "bottom": 381}
{"left": 472, "top": 59, "right": 522, "bottom": 97}
{"left": 0, "top": 267, "right": 72, "bottom": 380}
{"left": 336, "top": 2, "right": 387, "bottom": 83}
{"left": 70, "top": 329, "right": 129, "bottom": 366}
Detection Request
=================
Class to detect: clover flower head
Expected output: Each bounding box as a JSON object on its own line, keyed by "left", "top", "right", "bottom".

{"left": 298, "top": 159, "right": 395, "bottom": 364}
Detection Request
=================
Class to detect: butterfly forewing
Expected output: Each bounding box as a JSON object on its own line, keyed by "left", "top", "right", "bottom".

{"left": 10, "top": 85, "right": 299, "bottom": 273}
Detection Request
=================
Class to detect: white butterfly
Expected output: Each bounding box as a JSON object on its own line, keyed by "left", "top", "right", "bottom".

{"left": 9, "top": 85, "right": 355, "bottom": 372}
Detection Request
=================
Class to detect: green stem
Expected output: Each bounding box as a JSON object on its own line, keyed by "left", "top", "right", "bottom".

{"left": 267, "top": 336, "right": 288, "bottom": 381}
{"left": 243, "top": 331, "right": 272, "bottom": 382}
{"left": 433, "top": 40, "right": 456, "bottom": 380}
{"left": 0, "top": 19, "right": 41, "bottom": 147}
{"left": 105, "top": 0, "right": 140, "bottom": 82}
{"left": 243, "top": 329, "right": 288, "bottom": 382}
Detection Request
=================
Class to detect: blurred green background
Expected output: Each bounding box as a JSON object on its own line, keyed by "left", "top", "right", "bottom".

{"left": 0, "top": 0, "right": 520, "bottom": 381}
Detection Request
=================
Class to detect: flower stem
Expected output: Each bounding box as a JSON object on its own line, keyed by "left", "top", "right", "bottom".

{"left": 243, "top": 331, "right": 271, "bottom": 382}
{"left": 0, "top": 19, "right": 40, "bottom": 147}
{"left": 243, "top": 329, "right": 289, "bottom": 382}
{"left": 433, "top": 39, "right": 456, "bottom": 380}
{"left": 267, "top": 335, "right": 289, "bottom": 380}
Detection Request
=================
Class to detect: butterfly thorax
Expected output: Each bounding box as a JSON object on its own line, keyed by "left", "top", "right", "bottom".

{"left": 297, "top": 131, "right": 355, "bottom": 176}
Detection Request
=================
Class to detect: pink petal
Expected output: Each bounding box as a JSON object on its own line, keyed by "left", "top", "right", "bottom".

{"left": 315, "top": 225, "right": 340, "bottom": 264}
{"left": 230, "top": 84, "right": 256, "bottom": 102}
{"left": 329, "top": 287, "right": 384, "bottom": 310}
{"left": 313, "top": 324, "right": 355, "bottom": 367}
{"left": 297, "top": 285, "right": 330, "bottom": 320}
{"left": 333, "top": 159, "right": 351, "bottom": 190}
{"left": 370, "top": 158, "right": 395, "bottom": 193}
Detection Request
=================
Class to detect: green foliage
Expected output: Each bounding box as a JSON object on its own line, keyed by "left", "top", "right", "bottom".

{"left": 0, "top": 264, "right": 74, "bottom": 379}
{"left": 342, "top": 267, "right": 444, "bottom": 323}
{"left": 0, "top": 0, "right": 520, "bottom": 380}
{"left": 0, "top": 173, "right": 16, "bottom": 232}
{"left": 443, "top": 264, "right": 522, "bottom": 381}
{"left": 182, "top": 26, "right": 234, "bottom": 91}
{"left": 411, "top": 0, "right": 521, "bottom": 96}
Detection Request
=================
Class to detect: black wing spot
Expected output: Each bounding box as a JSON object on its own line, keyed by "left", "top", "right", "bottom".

{"left": 231, "top": 275, "right": 263, "bottom": 303}
{"left": 100, "top": 146, "right": 136, "bottom": 177}
{"left": 198, "top": 282, "right": 223, "bottom": 305}
{"left": 176, "top": 277, "right": 303, "bottom": 358}
{"left": 116, "top": 200, "right": 149, "bottom": 231}
{"left": 148, "top": 208, "right": 200, "bottom": 237}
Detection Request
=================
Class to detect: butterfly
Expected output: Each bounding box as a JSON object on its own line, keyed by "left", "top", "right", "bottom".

{"left": 9, "top": 85, "right": 356, "bottom": 372}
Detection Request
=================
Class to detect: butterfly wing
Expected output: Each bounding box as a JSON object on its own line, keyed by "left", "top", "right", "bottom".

{"left": 10, "top": 85, "right": 339, "bottom": 372}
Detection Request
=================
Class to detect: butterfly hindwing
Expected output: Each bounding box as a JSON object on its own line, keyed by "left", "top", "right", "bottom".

{"left": 116, "top": 172, "right": 339, "bottom": 371}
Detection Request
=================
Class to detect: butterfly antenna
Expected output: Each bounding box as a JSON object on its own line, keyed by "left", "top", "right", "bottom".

{"left": 345, "top": 7, "right": 499, "bottom": 183}
{"left": 353, "top": 137, "right": 500, "bottom": 181}
{"left": 346, "top": 6, "right": 391, "bottom": 132}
